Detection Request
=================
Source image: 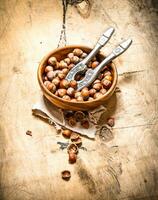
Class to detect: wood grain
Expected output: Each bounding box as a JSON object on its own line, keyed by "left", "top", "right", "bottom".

{"left": 0, "top": 0, "right": 158, "bottom": 200}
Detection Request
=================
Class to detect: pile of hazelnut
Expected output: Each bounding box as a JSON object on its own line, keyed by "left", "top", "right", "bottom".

{"left": 42, "top": 48, "right": 113, "bottom": 102}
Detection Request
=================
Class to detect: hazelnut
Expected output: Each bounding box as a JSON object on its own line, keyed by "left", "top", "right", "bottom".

{"left": 81, "top": 52, "right": 87, "bottom": 58}
{"left": 75, "top": 74, "right": 82, "bottom": 81}
{"left": 68, "top": 117, "right": 77, "bottom": 127}
{"left": 81, "top": 119, "right": 89, "bottom": 129}
{"left": 64, "top": 110, "right": 74, "bottom": 119}
{"left": 44, "top": 81, "right": 51, "bottom": 87}
{"left": 73, "top": 137, "right": 82, "bottom": 146}
{"left": 91, "top": 61, "right": 99, "bottom": 69}
{"left": 68, "top": 63, "right": 75, "bottom": 69}
{"left": 88, "top": 97, "right": 94, "bottom": 101}
{"left": 45, "top": 65, "right": 53, "bottom": 73}
{"left": 58, "top": 72, "right": 66, "bottom": 79}
{"left": 62, "top": 129, "right": 72, "bottom": 138}
{"left": 67, "top": 53, "right": 74, "bottom": 59}
{"left": 58, "top": 89, "right": 67, "bottom": 97}
{"left": 44, "top": 76, "right": 48, "bottom": 81}
{"left": 94, "top": 92, "right": 103, "bottom": 99}
{"left": 61, "top": 170, "right": 71, "bottom": 181}
{"left": 70, "top": 132, "right": 80, "bottom": 142}
{"left": 73, "top": 48, "right": 83, "bottom": 57}
{"left": 93, "top": 83, "right": 102, "bottom": 91}
{"left": 62, "top": 95, "right": 71, "bottom": 101}
{"left": 91, "top": 56, "right": 97, "bottom": 61}
{"left": 54, "top": 90, "right": 59, "bottom": 96}
{"left": 74, "top": 111, "right": 85, "bottom": 122}
{"left": 64, "top": 58, "right": 71, "bottom": 65}
{"left": 54, "top": 62, "right": 60, "bottom": 70}
{"left": 60, "top": 79, "right": 69, "bottom": 89}
{"left": 62, "top": 68, "right": 69, "bottom": 74}
{"left": 102, "top": 79, "right": 112, "bottom": 89}
{"left": 47, "top": 83, "right": 56, "bottom": 93}
{"left": 59, "top": 61, "right": 67, "bottom": 69}
{"left": 103, "top": 70, "right": 112, "bottom": 76}
{"left": 93, "top": 79, "right": 101, "bottom": 84}
{"left": 74, "top": 92, "right": 81, "bottom": 99}
{"left": 67, "top": 87, "right": 75, "bottom": 97}
{"left": 48, "top": 56, "right": 57, "bottom": 66}
{"left": 100, "top": 88, "right": 107, "bottom": 94}
{"left": 81, "top": 88, "right": 89, "bottom": 100}
{"left": 67, "top": 143, "right": 78, "bottom": 154}
{"left": 71, "top": 56, "right": 79, "bottom": 64}
{"left": 70, "top": 80, "right": 77, "bottom": 89}
{"left": 105, "top": 75, "right": 113, "bottom": 82}
{"left": 69, "top": 152, "right": 77, "bottom": 163}
{"left": 107, "top": 117, "right": 115, "bottom": 127}
{"left": 98, "top": 73, "right": 104, "bottom": 80}
{"left": 89, "top": 88, "right": 96, "bottom": 96}
{"left": 88, "top": 61, "right": 92, "bottom": 68}
{"left": 76, "top": 96, "right": 84, "bottom": 101}
{"left": 70, "top": 99, "right": 77, "bottom": 102}
{"left": 47, "top": 71, "right": 54, "bottom": 81}
{"left": 52, "top": 77, "right": 60, "bottom": 86}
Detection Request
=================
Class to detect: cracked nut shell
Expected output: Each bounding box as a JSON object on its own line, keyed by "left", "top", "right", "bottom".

{"left": 67, "top": 143, "right": 78, "bottom": 154}
{"left": 61, "top": 170, "right": 71, "bottom": 181}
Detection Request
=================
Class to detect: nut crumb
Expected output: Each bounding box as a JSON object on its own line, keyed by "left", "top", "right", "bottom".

{"left": 26, "top": 130, "right": 32, "bottom": 136}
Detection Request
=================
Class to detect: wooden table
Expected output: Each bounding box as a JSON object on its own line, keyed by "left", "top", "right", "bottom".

{"left": 0, "top": 0, "right": 158, "bottom": 199}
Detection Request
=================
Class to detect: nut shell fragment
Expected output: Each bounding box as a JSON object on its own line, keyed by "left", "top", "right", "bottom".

{"left": 61, "top": 170, "right": 71, "bottom": 181}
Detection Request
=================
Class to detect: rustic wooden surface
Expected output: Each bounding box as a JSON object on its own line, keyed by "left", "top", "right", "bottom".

{"left": 0, "top": 0, "right": 158, "bottom": 200}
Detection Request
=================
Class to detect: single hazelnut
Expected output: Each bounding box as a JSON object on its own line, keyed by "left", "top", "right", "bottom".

{"left": 69, "top": 152, "right": 77, "bottom": 163}
{"left": 73, "top": 48, "right": 83, "bottom": 57}
{"left": 81, "top": 88, "right": 89, "bottom": 100}
{"left": 81, "top": 119, "right": 89, "bottom": 129}
{"left": 74, "top": 111, "right": 85, "bottom": 122}
{"left": 98, "top": 73, "right": 104, "bottom": 80}
{"left": 70, "top": 132, "right": 80, "bottom": 142}
{"left": 47, "top": 83, "right": 56, "bottom": 93}
{"left": 62, "top": 95, "right": 71, "bottom": 101}
{"left": 61, "top": 170, "right": 71, "bottom": 181}
{"left": 70, "top": 80, "right": 77, "bottom": 89}
{"left": 105, "top": 75, "right": 113, "bottom": 82}
{"left": 100, "top": 88, "right": 107, "bottom": 94}
{"left": 70, "top": 99, "right": 77, "bottom": 102}
{"left": 64, "top": 58, "right": 71, "bottom": 65}
{"left": 74, "top": 91, "right": 81, "bottom": 99}
{"left": 71, "top": 56, "right": 79, "bottom": 64}
{"left": 68, "top": 117, "right": 77, "bottom": 127}
{"left": 76, "top": 96, "right": 84, "bottom": 101}
{"left": 88, "top": 97, "right": 94, "bottom": 101}
{"left": 54, "top": 62, "right": 60, "bottom": 70}
{"left": 58, "top": 72, "right": 66, "bottom": 79}
{"left": 103, "top": 70, "right": 112, "bottom": 76}
{"left": 58, "top": 89, "right": 67, "bottom": 97}
{"left": 64, "top": 110, "right": 74, "bottom": 119}
{"left": 102, "top": 79, "right": 112, "bottom": 89}
{"left": 52, "top": 77, "right": 60, "bottom": 86}
{"left": 59, "top": 61, "right": 67, "bottom": 69}
{"left": 91, "top": 61, "right": 99, "bottom": 69}
{"left": 48, "top": 56, "right": 57, "bottom": 66}
{"left": 94, "top": 92, "right": 103, "bottom": 99}
{"left": 47, "top": 71, "right": 55, "bottom": 81}
{"left": 75, "top": 74, "right": 82, "bottom": 81}
{"left": 93, "top": 83, "right": 102, "bottom": 91}
{"left": 44, "top": 76, "right": 48, "bottom": 81}
{"left": 44, "top": 81, "right": 51, "bottom": 87}
{"left": 45, "top": 65, "right": 53, "bottom": 73}
{"left": 107, "top": 117, "right": 115, "bottom": 127}
{"left": 89, "top": 88, "right": 96, "bottom": 96}
{"left": 67, "top": 53, "right": 74, "bottom": 59}
{"left": 67, "top": 87, "right": 75, "bottom": 97}
{"left": 88, "top": 61, "right": 92, "bottom": 68}
{"left": 60, "top": 79, "right": 70, "bottom": 89}
{"left": 93, "top": 79, "right": 101, "bottom": 84}
{"left": 68, "top": 63, "right": 75, "bottom": 69}
{"left": 54, "top": 90, "right": 59, "bottom": 96}
{"left": 81, "top": 52, "right": 87, "bottom": 58}
{"left": 62, "top": 68, "right": 69, "bottom": 74}
{"left": 62, "top": 129, "right": 72, "bottom": 138}
{"left": 67, "top": 143, "right": 78, "bottom": 154}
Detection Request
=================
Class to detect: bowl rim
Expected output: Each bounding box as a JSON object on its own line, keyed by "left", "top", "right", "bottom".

{"left": 37, "top": 45, "right": 118, "bottom": 105}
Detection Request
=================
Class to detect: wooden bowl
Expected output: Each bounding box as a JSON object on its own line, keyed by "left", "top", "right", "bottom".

{"left": 37, "top": 45, "right": 118, "bottom": 111}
